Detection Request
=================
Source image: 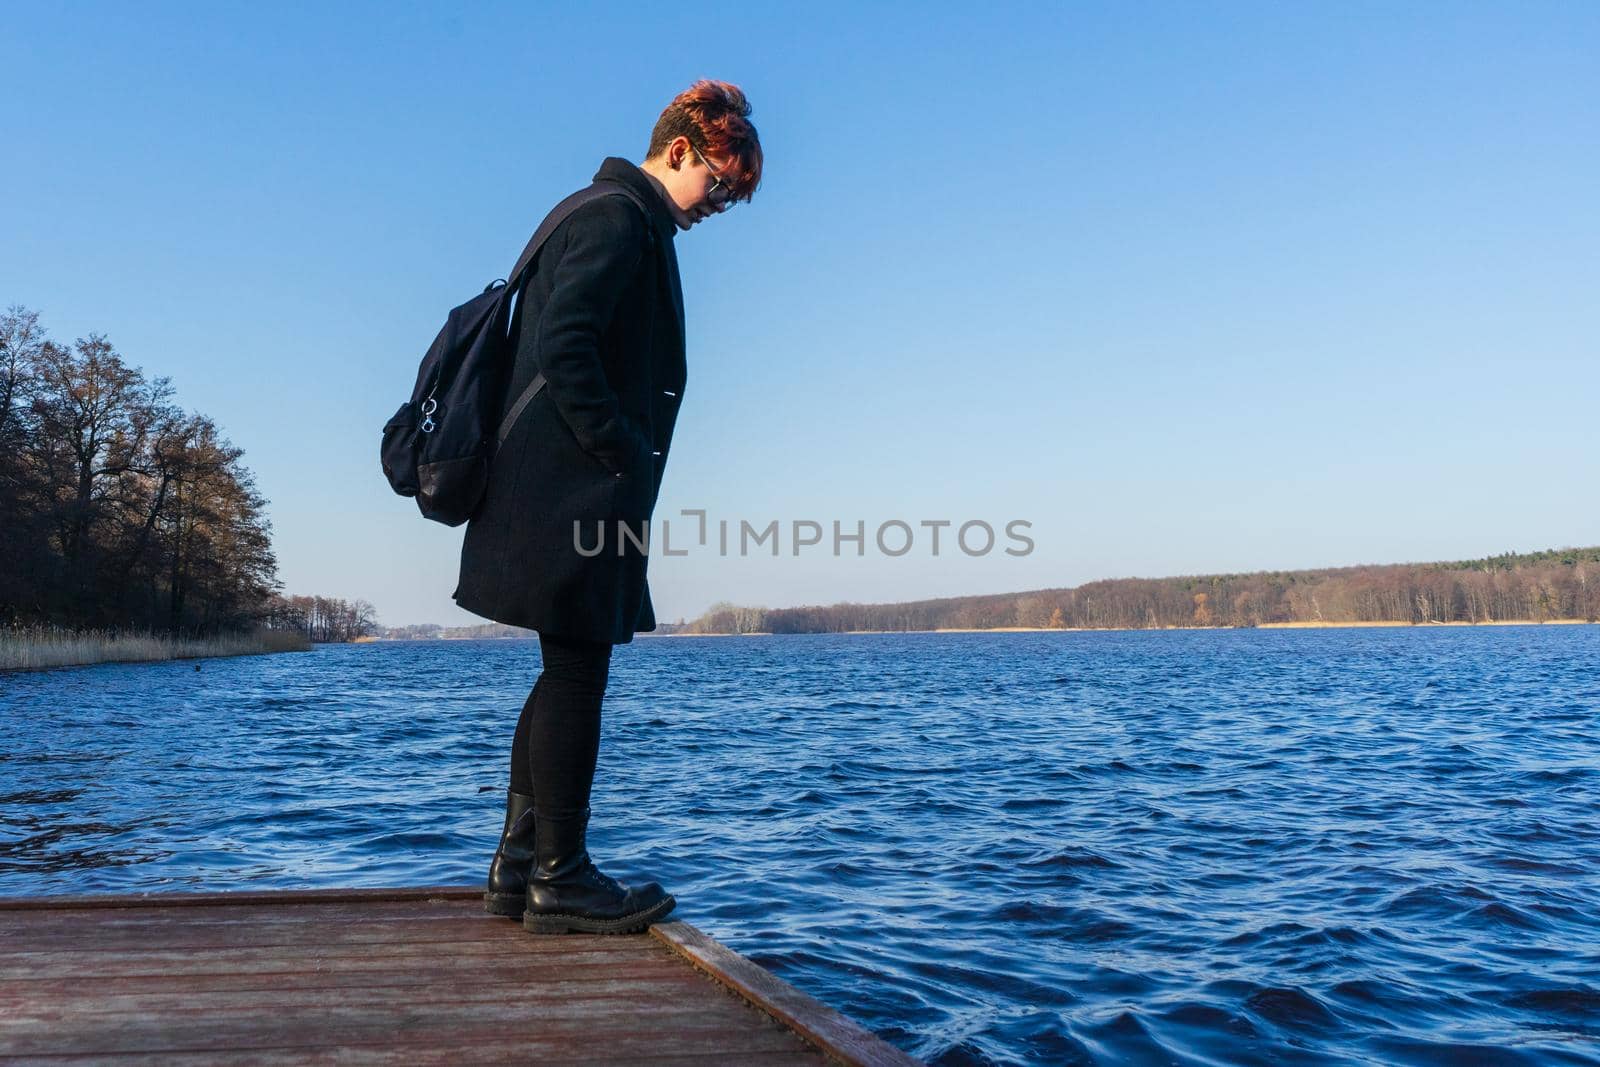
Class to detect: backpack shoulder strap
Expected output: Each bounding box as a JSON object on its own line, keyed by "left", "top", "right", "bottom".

{"left": 503, "top": 181, "right": 655, "bottom": 295}
{"left": 494, "top": 182, "right": 658, "bottom": 451}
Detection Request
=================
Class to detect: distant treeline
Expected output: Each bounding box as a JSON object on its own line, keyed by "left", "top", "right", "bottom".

{"left": 377, "top": 622, "right": 533, "bottom": 641}
{"left": 262, "top": 595, "right": 378, "bottom": 644}
{"left": 682, "top": 547, "right": 1600, "bottom": 634}
{"left": 1, "top": 306, "right": 376, "bottom": 643}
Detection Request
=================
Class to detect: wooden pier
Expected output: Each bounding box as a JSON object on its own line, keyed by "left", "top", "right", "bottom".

{"left": 0, "top": 886, "right": 922, "bottom": 1065}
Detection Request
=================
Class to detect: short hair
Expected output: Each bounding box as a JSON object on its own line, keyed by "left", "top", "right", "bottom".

{"left": 646, "top": 79, "right": 763, "bottom": 203}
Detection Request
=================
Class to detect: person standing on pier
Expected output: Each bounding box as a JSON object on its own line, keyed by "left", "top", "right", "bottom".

{"left": 455, "top": 80, "right": 763, "bottom": 933}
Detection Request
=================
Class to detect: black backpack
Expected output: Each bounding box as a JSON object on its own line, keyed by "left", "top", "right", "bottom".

{"left": 380, "top": 181, "right": 652, "bottom": 526}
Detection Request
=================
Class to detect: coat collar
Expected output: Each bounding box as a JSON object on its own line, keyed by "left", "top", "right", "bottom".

{"left": 593, "top": 157, "right": 680, "bottom": 241}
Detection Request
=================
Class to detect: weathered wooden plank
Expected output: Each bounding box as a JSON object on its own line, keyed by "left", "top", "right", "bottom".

{"left": 0, "top": 1009, "right": 816, "bottom": 1057}
{"left": 0, "top": 899, "right": 505, "bottom": 924}
{"left": 0, "top": 940, "right": 684, "bottom": 981}
{"left": 0, "top": 1046, "right": 831, "bottom": 1066}
{"left": 0, "top": 929, "right": 516, "bottom": 953}
{"left": 0, "top": 973, "right": 723, "bottom": 1020}
{"left": 0, "top": 920, "right": 646, "bottom": 953}
{"left": 0, "top": 961, "right": 689, "bottom": 999}
{"left": 0, "top": 915, "right": 508, "bottom": 940}
{"left": 0, "top": 989, "right": 758, "bottom": 1036}
{"left": 1, "top": 1031, "right": 819, "bottom": 1061}
{"left": 0, "top": 901, "right": 514, "bottom": 932}
{"left": 0, "top": 885, "right": 483, "bottom": 911}
{"left": 654, "top": 921, "right": 922, "bottom": 1067}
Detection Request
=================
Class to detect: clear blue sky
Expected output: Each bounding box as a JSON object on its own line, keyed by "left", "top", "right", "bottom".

{"left": 4, "top": 3, "right": 1596, "bottom": 628}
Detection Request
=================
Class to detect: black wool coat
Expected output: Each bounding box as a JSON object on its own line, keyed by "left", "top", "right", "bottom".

{"left": 453, "top": 158, "right": 686, "bottom": 644}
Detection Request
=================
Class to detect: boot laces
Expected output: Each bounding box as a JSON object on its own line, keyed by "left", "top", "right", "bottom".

{"left": 586, "top": 858, "right": 623, "bottom": 895}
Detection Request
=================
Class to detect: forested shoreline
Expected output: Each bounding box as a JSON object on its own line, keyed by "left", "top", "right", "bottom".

{"left": 679, "top": 547, "right": 1600, "bottom": 635}
{"left": 14, "top": 306, "right": 1585, "bottom": 654}
{"left": 0, "top": 306, "right": 375, "bottom": 664}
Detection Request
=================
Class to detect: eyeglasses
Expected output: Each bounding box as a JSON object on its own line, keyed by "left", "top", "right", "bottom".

{"left": 689, "top": 142, "right": 736, "bottom": 212}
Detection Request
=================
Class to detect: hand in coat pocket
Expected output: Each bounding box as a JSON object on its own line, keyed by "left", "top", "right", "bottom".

{"left": 581, "top": 414, "right": 649, "bottom": 478}
{"left": 614, "top": 415, "right": 654, "bottom": 480}
{"left": 606, "top": 417, "right": 656, "bottom": 521}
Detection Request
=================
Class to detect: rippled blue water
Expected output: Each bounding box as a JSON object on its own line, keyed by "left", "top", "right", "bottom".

{"left": 2, "top": 627, "right": 1598, "bottom": 1064}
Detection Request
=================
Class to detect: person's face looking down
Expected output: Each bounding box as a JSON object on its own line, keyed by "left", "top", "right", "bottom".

{"left": 659, "top": 136, "right": 735, "bottom": 228}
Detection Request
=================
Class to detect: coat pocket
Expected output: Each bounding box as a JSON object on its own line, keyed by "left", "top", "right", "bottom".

{"left": 607, "top": 437, "right": 655, "bottom": 522}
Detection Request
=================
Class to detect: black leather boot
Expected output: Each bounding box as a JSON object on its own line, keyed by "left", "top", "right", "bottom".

{"left": 483, "top": 788, "right": 538, "bottom": 916}
{"left": 522, "top": 806, "right": 675, "bottom": 934}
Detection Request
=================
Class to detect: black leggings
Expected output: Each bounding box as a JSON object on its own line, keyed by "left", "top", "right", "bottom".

{"left": 509, "top": 633, "right": 613, "bottom": 817}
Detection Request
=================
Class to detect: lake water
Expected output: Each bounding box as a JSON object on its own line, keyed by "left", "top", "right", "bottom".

{"left": 2, "top": 627, "right": 1597, "bottom": 1065}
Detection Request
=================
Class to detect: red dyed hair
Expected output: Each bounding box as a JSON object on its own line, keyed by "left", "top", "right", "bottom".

{"left": 646, "top": 79, "right": 763, "bottom": 202}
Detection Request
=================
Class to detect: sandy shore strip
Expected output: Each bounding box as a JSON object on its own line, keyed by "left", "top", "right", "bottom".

{"left": 648, "top": 619, "right": 1594, "bottom": 637}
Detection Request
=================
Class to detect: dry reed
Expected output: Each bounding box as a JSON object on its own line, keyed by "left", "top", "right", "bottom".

{"left": 0, "top": 627, "right": 312, "bottom": 673}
